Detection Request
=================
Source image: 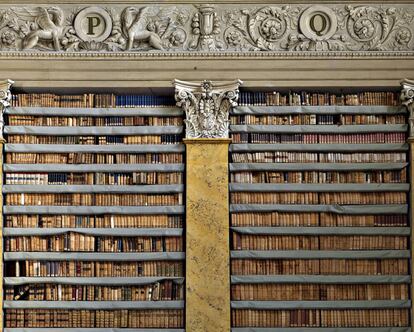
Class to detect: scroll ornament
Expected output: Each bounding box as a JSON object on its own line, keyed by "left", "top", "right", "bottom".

{"left": 0, "top": 79, "right": 13, "bottom": 142}
{"left": 401, "top": 79, "right": 414, "bottom": 137}
{"left": 0, "top": 4, "right": 411, "bottom": 54}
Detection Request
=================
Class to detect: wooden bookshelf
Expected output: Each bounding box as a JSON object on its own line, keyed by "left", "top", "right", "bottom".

{"left": 229, "top": 91, "right": 411, "bottom": 330}
{"left": 2, "top": 92, "right": 186, "bottom": 329}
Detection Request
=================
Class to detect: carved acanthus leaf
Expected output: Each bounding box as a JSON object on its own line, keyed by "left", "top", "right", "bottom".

{"left": 0, "top": 79, "right": 13, "bottom": 142}
{"left": 0, "top": 4, "right": 412, "bottom": 54}
{"left": 174, "top": 79, "right": 242, "bottom": 139}
{"left": 401, "top": 79, "right": 414, "bottom": 137}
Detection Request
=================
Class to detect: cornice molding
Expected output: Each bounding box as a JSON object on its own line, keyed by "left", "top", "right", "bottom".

{"left": 4, "top": 1, "right": 414, "bottom": 4}
{"left": 0, "top": 3, "right": 412, "bottom": 58}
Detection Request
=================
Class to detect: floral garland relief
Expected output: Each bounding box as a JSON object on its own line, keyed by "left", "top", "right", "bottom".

{"left": 0, "top": 4, "right": 411, "bottom": 53}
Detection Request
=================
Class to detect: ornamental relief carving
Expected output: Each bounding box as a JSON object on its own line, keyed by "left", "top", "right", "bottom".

{"left": 174, "top": 79, "right": 242, "bottom": 139}
{"left": 0, "top": 4, "right": 412, "bottom": 53}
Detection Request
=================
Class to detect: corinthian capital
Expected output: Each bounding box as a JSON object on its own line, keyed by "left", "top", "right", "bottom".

{"left": 401, "top": 78, "right": 414, "bottom": 138}
{"left": 173, "top": 79, "right": 242, "bottom": 138}
{"left": 0, "top": 79, "right": 13, "bottom": 142}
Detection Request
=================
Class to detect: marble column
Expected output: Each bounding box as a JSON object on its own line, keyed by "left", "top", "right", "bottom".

{"left": 0, "top": 79, "right": 13, "bottom": 331}
{"left": 401, "top": 78, "right": 414, "bottom": 330}
{"left": 174, "top": 79, "right": 242, "bottom": 332}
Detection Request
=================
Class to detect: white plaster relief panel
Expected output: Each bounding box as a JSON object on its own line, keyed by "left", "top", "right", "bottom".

{"left": 0, "top": 3, "right": 412, "bottom": 55}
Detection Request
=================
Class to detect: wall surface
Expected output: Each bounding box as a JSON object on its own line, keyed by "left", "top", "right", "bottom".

{"left": 0, "top": 1, "right": 411, "bottom": 88}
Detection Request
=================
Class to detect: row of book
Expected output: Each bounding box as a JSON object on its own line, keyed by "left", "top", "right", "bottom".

{"left": 11, "top": 92, "right": 401, "bottom": 107}
{"left": 8, "top": 259, "right": 408, "bottom": 277}
{"left": 233, "top": 91, "right": 409, "bottom": 328}
{"left": 232, "top": 309, "right": 409, "bottom": 327}
{"left": 8, "top": 134, "right": 182, "bottom": 145}
{"left": 231, "top": 213, "right": 407, "bottom": 227}
{"left": 11, "top": 170, "right": 406, "bottom": 186}
{"left": 4, "top": 97, "right": 186, "bottom": 329}
{"left": 232, "top": 234, "right": 408, "bottom": 250}
{"left": 232, "top": 152, "right": 407, "bottom": 163}
{"left": 5, "top": 309, "right": 184, "bottom": 328}
{"left": 230, "top": 114, "right": 407, "bottom": 125}
{"left": 6, "top": 282, "right": 183, "bottom": 301}
{"left": 14, "top": 113, "right": 405, "bottom": 127}
{"left": 11, "top": 93, "right": 176, "bottom": 108}
{"left": 231, "top": 133, "right": 406, "bottom": 144}
{"left": 5, "top": 235, "right": 183, "bottom": 252}
{"left": 231, "top": 284, "right": 409, "bottom": 300}
{"left": 6, "top": 193, "right": 183, "bottom": 206}
{"left": 5, "top": 172, "right": 183, "bottom": 185}
{"left": 6, "top": 152, "right": 184, "bottom": 164}
{"left": 231, "top": 192, "right": 407, "bottom": 204}
{"left": 238, "top": 91, "right": 399, "bottom": 106}
{"left": 231, "top": 170, "right": 406, "bottom": 184}
{"left": 231, "top": 259, "right": 408, "bottom": 275}
{"left": 8, "top": 115, "right": 182, "bottom": 126}
{"left": 5, "top": 215, "right": 183, "bottom": 228}
{"left": 10, "top": 261, "right": 184, "bottom": 277}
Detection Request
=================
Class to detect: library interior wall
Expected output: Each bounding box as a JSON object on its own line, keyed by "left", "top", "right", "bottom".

{"left": 0, "top": 1, "right": 413, "bottom": 89}
{"left": 0, "top": 1, "right": 413, "bottom": 331}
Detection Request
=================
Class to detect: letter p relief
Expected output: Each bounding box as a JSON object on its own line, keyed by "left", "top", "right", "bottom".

{"left": 87, "top": 16, "right": 102, "bottom": 35}
{"left": 74, "top": 6, "right": 113, "bottom": 43}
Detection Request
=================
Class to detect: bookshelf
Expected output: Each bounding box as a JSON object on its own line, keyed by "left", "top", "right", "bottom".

{"left": 2, "top": 92, "right": 186, "bottom": 330}
{"left": 0, "top": 83, "right": 412, "bottom": 331}
{"left": 229, "top": 91, "right": 411, "bottom": 330}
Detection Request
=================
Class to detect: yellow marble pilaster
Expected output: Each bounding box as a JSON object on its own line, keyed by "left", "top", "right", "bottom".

{"left": 185, "top": 138, "right": 231, "bottom": 332}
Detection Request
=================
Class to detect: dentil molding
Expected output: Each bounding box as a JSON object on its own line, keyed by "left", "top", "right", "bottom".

{"left": 0, "top": 3, "right": 412, "bottom": 57}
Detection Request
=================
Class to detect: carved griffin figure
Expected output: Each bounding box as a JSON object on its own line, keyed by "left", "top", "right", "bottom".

{"left": 13, "top": 7, "right": 64, "bottom": 51}
{"left": 121, "top": 6, "right": 163, "bottom": 51}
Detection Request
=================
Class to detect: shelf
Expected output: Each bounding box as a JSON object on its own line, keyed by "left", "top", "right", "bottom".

{"left": 230, "top": 143, "right": 409, "bottom": 152}
{"left": 3, "top": 184, "right": 184, "bottom": 194}
{"left": 229, "top": 183, "right": 410, "bottom": 193}
{"left": 4, "top": 329, "right": 185, "bottom": 332}
{"left": 4, "top": 300, "right": 184, "bottom": 309}
{"left": 230, "top": 124, "right": 407, "bottom": 133}
{"left": 4, "top": 252, "right": 185, "bottom": 261}
{"left": 231, "top": 328, "right": 411, "bottom": 332}
{"left": 230, "top": 250, "right": 410, "bottom": 259}
{"left": 230, "top": 204, "right": 408, "bottom": 214}
{"left": 231, "top": 300, "right": 411, "bottom": 309}
{"left": 231, "top": 227, "right": 410, "bottom": 236}
{"left": 230, "top": 162, "right": 408, "bottom": 172}
{"left": 3, "top": 228, "right": 183, "bottom": 237}
{"left": 230, "top": 275, "right": 411, "bottom": 284}
{"left": 4, "top": 163, "right": 185, "bottom": 173}
{"left": 4, "top": 276, "right": 185, "bottom": 286}
{"left": 4, "top": 206, "right": 184, "bottom": 215}
{"left": 4, "top": 126, "right": 183, "bottom": 135}
{"left": 5, "top": 144, "right": 185, "bottom": 153}
{"left": 6, "top": 106, "right": 183, "bottom": 116}
{"left": 231, "top": 105, "right": 407, "bottom": 115}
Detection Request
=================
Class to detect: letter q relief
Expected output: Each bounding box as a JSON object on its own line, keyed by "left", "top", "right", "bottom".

{"left": 299, "top": 5, "right": 337, "bottom": 41}
{"left": 74, "top": 7, "right": 113, "bottom": 42}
